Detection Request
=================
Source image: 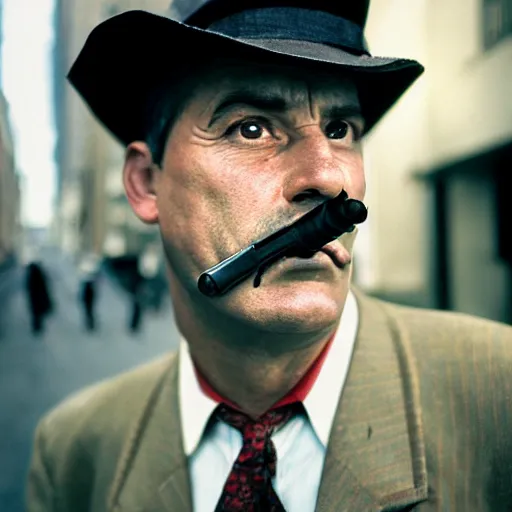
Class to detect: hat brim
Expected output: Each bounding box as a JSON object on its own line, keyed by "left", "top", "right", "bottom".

{"left": 68, "top": 10, "right": 424, "bottom": 147}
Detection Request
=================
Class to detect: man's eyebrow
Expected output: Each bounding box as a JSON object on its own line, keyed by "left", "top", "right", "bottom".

{"left": 208, "top": 91, "right": 365, "bottom": 128}
{"left": 208, "top": 91, "right": 288, "bottom": 127}
{"left": 324, "top": 104, "right": 364, "bottom": 122}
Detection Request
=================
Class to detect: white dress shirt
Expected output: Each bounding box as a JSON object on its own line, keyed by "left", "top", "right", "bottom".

{"left": 178, "top": 290, "right": 359, "bottom": 512}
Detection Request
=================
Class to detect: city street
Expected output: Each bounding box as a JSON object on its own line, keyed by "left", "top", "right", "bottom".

{"left": 0, "top": 249, "right": 180, "bottom": 512}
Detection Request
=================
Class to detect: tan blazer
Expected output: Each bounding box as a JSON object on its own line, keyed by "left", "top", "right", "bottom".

{"left": 26, "top": 290, "right": 512, "bottom": 512}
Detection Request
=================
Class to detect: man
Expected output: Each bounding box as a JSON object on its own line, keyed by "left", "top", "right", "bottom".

{"left": 26, "top": 1, "right": 512, "bottom": 511}
{"left": 25, "top": 259, "right": 53, "bottom": 335}
{"left": 80, "top": 278, "right": 96, "bottom": 331}
{"left": 78, "top": 254, "right": 100, "bottom": 331}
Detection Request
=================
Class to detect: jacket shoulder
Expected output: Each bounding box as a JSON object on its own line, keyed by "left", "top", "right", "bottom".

{"left": 41, "top": 353, "right": 176, "bottom": 438}
{"left": 378, "top": 300, "right": 512, "bottom": 421}
{"left": 30, "top": 353, "right": 177, "bottom": 510}
{"left": 383, "top": 301, "right": 512, "bottom": 356}
{"left": 376, "top": 301, "right": 512, "bottom": 503}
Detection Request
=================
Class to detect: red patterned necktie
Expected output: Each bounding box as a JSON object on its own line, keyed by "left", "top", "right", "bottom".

{"left": 214, "top": 403, "right": 301, "bottom": 512}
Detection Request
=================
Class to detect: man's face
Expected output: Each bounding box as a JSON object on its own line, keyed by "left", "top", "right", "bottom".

{"left": 149, "top": 59, "right": 365, "bottom": 334}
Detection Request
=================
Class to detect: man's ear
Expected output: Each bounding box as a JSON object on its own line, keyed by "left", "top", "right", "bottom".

{"left": 123, "top": 141, "right": 159, "bottom": 224}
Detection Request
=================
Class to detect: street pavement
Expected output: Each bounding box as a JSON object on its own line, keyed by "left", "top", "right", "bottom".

{"left": 0, "top": 249, "right": 181, "bottom": 512}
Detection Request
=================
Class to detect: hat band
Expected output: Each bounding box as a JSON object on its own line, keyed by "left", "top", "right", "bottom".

{"left": 207, "top": 7, "right": 369, "bottom": 55}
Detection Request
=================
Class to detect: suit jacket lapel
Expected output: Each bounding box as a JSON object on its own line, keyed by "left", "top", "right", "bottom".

{"left": 108, "top": 353, "right": 193, "bottom": 512}
{"left": 315, "top": 289, "right": 428, "bottom": 511}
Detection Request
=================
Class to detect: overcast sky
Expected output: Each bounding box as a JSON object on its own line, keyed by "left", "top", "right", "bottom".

{"left": 2, "top": 0, "right": 56, "bottom": 228}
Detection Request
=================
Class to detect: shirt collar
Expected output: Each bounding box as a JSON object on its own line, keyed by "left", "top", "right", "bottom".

{"left": 303, "top": 289, "right": 358, "bottom": 445}
{"left": 179, "top": 336, "right": 219, "bottom": 456}
{"left": 178, "top": 289, "right": 359, "bottom": 455}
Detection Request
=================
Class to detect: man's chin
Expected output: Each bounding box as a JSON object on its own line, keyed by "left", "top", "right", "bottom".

{"left": 230, "top": 279, "right": 348, "bottom": 334}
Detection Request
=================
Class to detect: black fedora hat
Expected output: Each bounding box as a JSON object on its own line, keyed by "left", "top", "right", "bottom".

{"left": 68, "top": 0, "right": 424, "bottom": 148}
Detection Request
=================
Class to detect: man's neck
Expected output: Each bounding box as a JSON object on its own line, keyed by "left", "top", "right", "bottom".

{"left": 174, "top": 303, "right": 337, "bottom": 417}
{"left": 188, "top": 330, "right": 334, "bottom": 418}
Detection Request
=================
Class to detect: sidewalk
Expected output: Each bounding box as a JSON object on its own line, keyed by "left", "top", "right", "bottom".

{"left": 0, "top": 256, "right": 19, "bottom": 300}
{"left": 0, "top": 248, "right": 180, "bottom": 512}
{"left": 0, "top": 262, "right": 21, "bottom": 340}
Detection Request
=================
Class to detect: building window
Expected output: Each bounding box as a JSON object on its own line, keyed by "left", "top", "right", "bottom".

{"left": 483, "top": 0, "right": 512, "bottom": 49}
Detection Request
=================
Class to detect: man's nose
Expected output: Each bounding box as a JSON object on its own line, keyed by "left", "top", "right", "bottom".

{"left": 282, "top": 134, "right": 346, "bottom": 203}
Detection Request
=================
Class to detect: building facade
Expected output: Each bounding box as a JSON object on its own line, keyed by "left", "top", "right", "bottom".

{"left": 0, "top": 0, "right": 3, "bottom": 85}
{"left": 53, "top": 0, "right": 172, "bottom": 261}
{"left": 357, "top": 0, "right": 512, "bottom": 323}
{"left": 0, "top": 90, "right": 20, "bottom": 268}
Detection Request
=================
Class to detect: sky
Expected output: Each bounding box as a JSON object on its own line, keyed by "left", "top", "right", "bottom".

{"left": 2, "top": 0, "right": 56, "bottom": 228}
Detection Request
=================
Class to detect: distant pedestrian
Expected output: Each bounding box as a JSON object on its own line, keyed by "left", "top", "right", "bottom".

{"left": 80, "top": 279, "right": 96, "bottom": 331}
{"left": 25, "top": 261, "right": 53, "bottom": 335}
{"left": 78, "top": 253, "right": 100, "bottom": 332}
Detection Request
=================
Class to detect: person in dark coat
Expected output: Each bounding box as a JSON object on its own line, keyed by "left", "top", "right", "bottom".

{"left": 25, "top": 261, "right": 53, "bottom": 335}
{"left": 80, "top": 279, "right": 96, "bottom": 331}
{"left": 78, "top": 253, "right": 101, "bottom": 332}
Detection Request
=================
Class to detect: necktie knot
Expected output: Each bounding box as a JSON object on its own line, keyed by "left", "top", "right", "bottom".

{"left": 216, "top": 404, "right": 297, "bottom": 439}
{"left": 214, "top": 403, "right": 301, "bottom": 511}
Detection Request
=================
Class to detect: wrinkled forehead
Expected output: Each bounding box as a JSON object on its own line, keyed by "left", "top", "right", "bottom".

{"left": 185, "top": 57, "right": 360, "bottom": 110}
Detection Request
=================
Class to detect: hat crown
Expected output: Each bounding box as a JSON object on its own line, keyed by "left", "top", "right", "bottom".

{"left": 171, "top": 0, "right": 370, "bottom": 30}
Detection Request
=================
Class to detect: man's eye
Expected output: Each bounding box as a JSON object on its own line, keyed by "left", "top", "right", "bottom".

{"left": 225, "top": 118, "right": 272, "bottom": 141}
{"left": 325, "top": 120, "right": 351, "bottom": 140}
{"left": 239, "top": 121, "right": 264, "bottom": 139}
